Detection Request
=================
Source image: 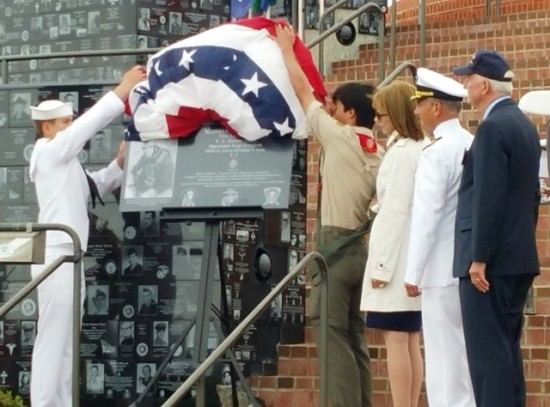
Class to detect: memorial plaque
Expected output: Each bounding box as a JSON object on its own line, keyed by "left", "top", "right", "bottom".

{"left": 0, "top": 282, "right": 36, "bottom": 320}
{"left": 0, "top": 128, "right": 35, "bottom": 166}
{"left": 0, "top": 204, "right": 38, "bottom": 223}
{"left": 23, "top": 168, "right": 37, "bottom": 204}
{"left": 141, "top": 241, "right": 172, "bottom": 281}
{"left": 80, "top": 321, "right": 119, "bottom": 358}
{"left": 0, "top": 357, "right": 18, "bottom": 391}
{"left": 103, "top": 359, "right": 136, "bottom": 402}
{"left": 8, "top": 91, "right": 33, "bottom": 128}
{"left": 0, "top": 264, "right": 31, "bottom": 282}
{"left": 121, "top": 127, "right": 294, "bottom": 212}
{"left": 108, "top": 281, "right": 136, "bottom": 320}
{"left": 157, "top": 360, "right": 193, "bottom": 396}
{"left": 83, "top": 360, "right": 107, "bottom": 396}
{"left": 15, "top": 361, "right": 32, "bottom": 398}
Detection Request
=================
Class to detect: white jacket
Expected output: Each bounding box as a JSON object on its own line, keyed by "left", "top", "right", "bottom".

{"left": 30, "top": 91, "right": 124, "bottom": 251}
{"left": 361, "top": 133, "right": 428, "bottom": 312}
{"left": 404, "top": 119, "right": 474, "bottom": 288}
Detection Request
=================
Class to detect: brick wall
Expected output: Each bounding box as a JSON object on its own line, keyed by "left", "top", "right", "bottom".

{"left": 391, "top": 0, "right": 550, "bottom": 25}
{"left": 304, "top": 3, "right": 550, "bottom": 406}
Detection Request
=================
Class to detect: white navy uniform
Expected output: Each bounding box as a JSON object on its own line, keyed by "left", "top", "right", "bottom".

{"left": 29, "top": 92, "right": 124, "bottom": 407}
{"left": 404, "top": 68, "right": 476, "bottom": 407}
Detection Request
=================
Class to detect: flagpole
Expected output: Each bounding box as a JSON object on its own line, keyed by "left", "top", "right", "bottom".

{"left": 297, "top": 0, "right": 304, "bottom": 39}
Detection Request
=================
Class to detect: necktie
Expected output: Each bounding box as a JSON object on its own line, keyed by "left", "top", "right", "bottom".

{"left": 82, "top": 165, "right": 105, "bottom": 209}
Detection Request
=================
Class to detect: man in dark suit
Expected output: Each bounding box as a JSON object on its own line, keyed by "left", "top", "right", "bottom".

{"left": 453, "top": 49, "right": 541, "bottom": 407}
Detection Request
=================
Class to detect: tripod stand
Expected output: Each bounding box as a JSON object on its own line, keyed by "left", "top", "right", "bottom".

{"left": 133, "top": 207, "right": 265, "bottom": 407}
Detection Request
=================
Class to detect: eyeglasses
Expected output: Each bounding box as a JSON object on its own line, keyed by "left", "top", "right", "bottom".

{"left": 375, "top": 112, "right": 388, "bottom": 119}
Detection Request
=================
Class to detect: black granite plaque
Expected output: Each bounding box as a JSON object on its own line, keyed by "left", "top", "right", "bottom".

{"left": 121, "top": 127, "right": 294, "bottom": 212}
{"left": 103, "top": 359, "right": 136, "bottom": 402}
{"left": 80, "top": 321, "right": 119, "bottom": 358}
{"left": 8, "top": 91, "right": 33, "bottom": 128}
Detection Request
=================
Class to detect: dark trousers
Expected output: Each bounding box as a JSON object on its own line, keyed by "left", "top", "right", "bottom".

{"left": 310, "top": 226, "right": 372, "bottom": 407}
{"left": 459, "top": 274, "right": 535, "bottom": 407}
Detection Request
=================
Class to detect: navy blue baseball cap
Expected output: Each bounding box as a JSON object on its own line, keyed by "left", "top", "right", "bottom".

{"left": 453, "top": 49, "right": 514, "bottom": 82}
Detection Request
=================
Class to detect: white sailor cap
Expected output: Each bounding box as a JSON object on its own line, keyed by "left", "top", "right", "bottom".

{"left": 411, "top": 67, "right": 467, "bottom": 102}
{"left": 30, "top": 100, "right": 74, "bottom": 120}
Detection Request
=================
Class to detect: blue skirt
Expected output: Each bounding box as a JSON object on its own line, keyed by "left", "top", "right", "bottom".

{"left": 366, "top": 311, "right": 422, "bottom": 332}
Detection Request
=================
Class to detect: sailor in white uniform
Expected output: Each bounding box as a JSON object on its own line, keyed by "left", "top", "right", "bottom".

{"left": 28, "top": 65, "right": 146, "bottom": 407}
{"left": 404, "top": 67, "right": 476, "bottom": 407}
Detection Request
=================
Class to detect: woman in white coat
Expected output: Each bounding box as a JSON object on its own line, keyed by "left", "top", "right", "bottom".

{"left": 361, "top": 80, "right": 428, "bottom": 407}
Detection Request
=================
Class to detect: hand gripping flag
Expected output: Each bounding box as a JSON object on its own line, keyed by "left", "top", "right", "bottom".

{"left": 125, "top": 17, "right": 327, "bottom": 142}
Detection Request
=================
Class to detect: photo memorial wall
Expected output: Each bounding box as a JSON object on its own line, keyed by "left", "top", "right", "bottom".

{"left": 304, "top": 0, "right": 387, "bottom": 34}
{"left": 0, "top": 2, "right": 306, "bottom": 403}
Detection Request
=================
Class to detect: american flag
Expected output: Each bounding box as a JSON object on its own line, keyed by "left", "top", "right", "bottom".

{"left": 125, "top": 17, "right": 327, "bottom": 142}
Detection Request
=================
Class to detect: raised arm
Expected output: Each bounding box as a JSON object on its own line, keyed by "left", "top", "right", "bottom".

{"left": 112, "top": 65, "right": 147, "bottom": 101}
{"left": 273, "top": 24, "right": 316, "bottom": 113}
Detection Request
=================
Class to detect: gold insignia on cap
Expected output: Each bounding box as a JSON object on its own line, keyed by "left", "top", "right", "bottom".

{"left": 410, "top": 90, "right": 434, "bottom": 101}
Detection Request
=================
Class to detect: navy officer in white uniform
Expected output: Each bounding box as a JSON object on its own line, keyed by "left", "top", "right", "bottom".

{"left": 404, "top": 67, "right": 476, "bottom": 407}
{"left": 29, "top": 65, "right": 146, "bottom": 407}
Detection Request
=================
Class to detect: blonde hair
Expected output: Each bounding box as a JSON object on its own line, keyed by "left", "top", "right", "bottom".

{"left": 373, "top": 80, "right": 424, "bottom": 141}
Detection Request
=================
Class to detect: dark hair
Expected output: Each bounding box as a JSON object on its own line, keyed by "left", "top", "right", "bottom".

{"left": 128, "top": 248, "right": 137, "bottom": 256}
{"left": 332, "top": 82, "right": 376, "bottom": 128}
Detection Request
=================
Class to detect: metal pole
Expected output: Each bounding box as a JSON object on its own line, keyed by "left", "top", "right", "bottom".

{"left": 378, "top": 60, "right": 416, "bottom": 88}
{"left": 319, "top": 255, "right": 328, "bottom": 407}
{"left": 419, "top": 0, "right": 426, "bottom": 66}
{"left": 315, "top": 0, "right": 349, "bottom": 74}
{"left": 390, "top": 0, "right": 397, "bottom": 71}
{"left": 377, "top": 10, "right": 386, "bottom": 83}
{"left": 72, "top": 255, "right": 82, "bottom": 406}
{"left": 298, "top": 0, "right": 304, "bottom": 39}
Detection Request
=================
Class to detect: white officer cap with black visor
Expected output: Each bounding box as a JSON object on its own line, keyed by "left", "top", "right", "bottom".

{"left": 410, "top": 67, "right": 467, "bottom": 102}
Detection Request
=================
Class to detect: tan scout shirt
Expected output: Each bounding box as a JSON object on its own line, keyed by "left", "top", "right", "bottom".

{"left": 307, "top": 101, "right": 382, "bottom": 230}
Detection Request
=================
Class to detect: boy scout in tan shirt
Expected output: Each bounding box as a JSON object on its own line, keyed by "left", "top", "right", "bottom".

{"left": 275, "top": 24, "right": 383, "bottom": 407}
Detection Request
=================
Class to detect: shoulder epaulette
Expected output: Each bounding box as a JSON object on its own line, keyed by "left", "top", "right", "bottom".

{"left": 423, "top": 137, "right": 441, "bottom": 151}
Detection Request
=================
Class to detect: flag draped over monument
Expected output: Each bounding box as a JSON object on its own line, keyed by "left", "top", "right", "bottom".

{"left": 125, "top": 18, "right": 327, "bottom": 142}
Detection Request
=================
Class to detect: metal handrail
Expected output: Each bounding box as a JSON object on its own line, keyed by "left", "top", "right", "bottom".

{"left": 308, "top": 1, "right": 386, "bottom": 82}
{"left": 0, "top": 223, "right": 82, "bottom": 406}
{"left": 0, "top": 47, "right": 160, "bottom": 86}
{"left": 378, "top": 60, "right": 417, "bottom": 88}
{"left": 161, "top": 251, "right": 329, "bottom": 407}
